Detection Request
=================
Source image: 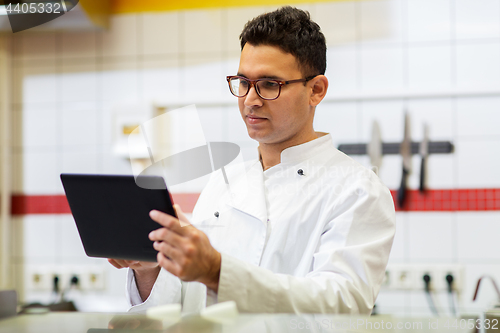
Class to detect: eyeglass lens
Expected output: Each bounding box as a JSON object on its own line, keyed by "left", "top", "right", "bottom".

{"left": 229, "top": 78, "right": 280, "bottom": 100}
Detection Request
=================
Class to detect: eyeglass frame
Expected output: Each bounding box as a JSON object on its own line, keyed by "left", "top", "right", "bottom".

{"left": 226, "top": 75, "right": 318, "bottom": 100}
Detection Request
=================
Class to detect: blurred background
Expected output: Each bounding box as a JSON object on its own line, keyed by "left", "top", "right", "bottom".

{"left": 0, "top": 0, "right": 499, "bottom": 317}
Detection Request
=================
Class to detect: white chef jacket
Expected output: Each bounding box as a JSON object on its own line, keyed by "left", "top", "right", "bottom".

{"left": 126, "top": 133, "right": 396, "bottom": 314}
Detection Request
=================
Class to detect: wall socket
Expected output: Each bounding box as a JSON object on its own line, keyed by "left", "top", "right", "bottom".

{"left": 383, "top": 264, "right": 463, "bottom": 293}
{"left": 26, "top": 266, "right": 106, "bottom": 291}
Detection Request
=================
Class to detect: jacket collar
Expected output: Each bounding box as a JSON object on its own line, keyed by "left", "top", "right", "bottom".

{"left": 224, "top": 160, "right": 268, "bottom": 224}
{"left": 225, "top": 133, "right": 333, "bottom": 223}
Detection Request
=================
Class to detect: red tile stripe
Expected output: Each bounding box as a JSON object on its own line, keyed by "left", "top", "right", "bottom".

{"left": 7, "top": 189, "right": 500, "bottom": 215}
{"left": 10, "top": 193, "right": 201, "bottom": 215}
{"left": 390, "top": 189, "right": 500, "bottom": 211}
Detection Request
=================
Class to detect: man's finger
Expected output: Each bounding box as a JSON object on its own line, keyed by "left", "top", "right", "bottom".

{"left": 108, "top": 259, "right": 128, "bottom": 269}
{"left": 150, "top": 210, "right": 189, "bottom": 236}
{"left": 153, "top": 241, "right": 183, "bottom": 262}
{"left": 149, "top": 227, "right": 185, "bottom": 248}
{"left": 157, "top": 252, "right": 181, "bottom": 276}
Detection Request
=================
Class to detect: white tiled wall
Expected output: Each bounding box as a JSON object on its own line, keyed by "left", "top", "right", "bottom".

{"left": 9, "top": 0, "right": 500, "bottom": 314}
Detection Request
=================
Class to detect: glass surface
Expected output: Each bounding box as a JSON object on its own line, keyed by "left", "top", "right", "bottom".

{"left": 0, "top": 312, "right": 478, "bottom": 333}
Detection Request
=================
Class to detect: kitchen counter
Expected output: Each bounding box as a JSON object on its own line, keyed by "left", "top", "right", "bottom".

{"left": 0, "top": 312, "right": 478, "bottom": 333}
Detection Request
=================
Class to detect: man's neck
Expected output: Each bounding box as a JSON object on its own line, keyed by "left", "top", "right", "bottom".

{"left": 259, "top": 131, "right": 319, "bottom": 170}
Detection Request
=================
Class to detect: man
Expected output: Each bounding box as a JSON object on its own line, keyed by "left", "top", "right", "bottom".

{"left": 109, "top": 6, "right": 395, "bottom": 314}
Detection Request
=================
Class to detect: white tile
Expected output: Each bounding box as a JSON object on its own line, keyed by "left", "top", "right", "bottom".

{"left": 455, "top": 0, "right": 500, "bottom": 40}
{"left": 183, "top": 9, "right": 223, "bottom": 55}
{"left": 313, "top": 1, "right": 357, "bottom": 46}
{"left": 16, "top": 103, "right": 58, "bottom": 148}
{"left": 197, "top": 106, "right": 226, "bottom": 142}
{"left": 314, "top": 102, "right": 358, "bottom": 146}
{"left": 359, "top": 0, "right": 404, "bottom": 45}
{"left": 141, "top": 59, "right": 181, "bottom": 103}
{"left": 60, "top": 32, "right": 97, "bottom": 60}
{"left": 100, "top": 147, "right": 134, "bottom": 175}
{"left": 456, "top": 42, "right": 500, "bottom": 90}
{"left": 62, "top": 107, "right": 98, "bottom": 147}
{"left": 407, "top": 213, "right": 454, "bottom": 261}
{"left": 424, "top": 155, "right": 455, "bottom": 189}
{"left": 225, "top": 105, "right": 254, "bottom": 145}
{"left": 21, "top": 216, "right": 58, "bottom": 265}
{"left": 407, "top": 0, "right": 452, "bottom": 42}
{"left": 141, "top": 12, "right": 180, "bottom": 56}
{"left": 182, "top": 56, "right": 226, "bottom": 102}
{"left": 408, "top": 45, "right": 452, "bottom": 91}
{"left": 12, "top": 152, "right": 23, "bottom": 194}
{"left": 61, "top": 151, "right": 98, "bottom": 174}
{"left": 456, "top": 97, "right": 500, "bottom": 137}
{"left": 388, "top": 213, "right": 408, "bottom": 262}
{"left": 407, "top": 99, "right": 454, "bottom": 141}
{"left": 22, "top": 68, "right": 58, "bottom": 104}
{"left": 360, "top": 100, "right": 406, "bottom": 142}
{"left": 456, "top": 139, "right": 500, "bottom": 187}
{"left": 101, "top": 14, "right": 138, "bottom": 58}
{"left": 457, "top": 212, "right": 500, "bottom": 260}
{"left": 360, "top": 46, "right": 404, "bottom": 93}
{"left": 325, "top": 46, "right": 358, "bottom": 96}
{"left": 101, "top": 63, "right": 140, "bottom": 104}
{"left": 58, "top": 215, "right": 89, "bottom": 261}
{"left": 61, "top": 64, "right": 98, "bottom": 103}
{"left": 22, "top": 150, "right": 61, "bottom": 194}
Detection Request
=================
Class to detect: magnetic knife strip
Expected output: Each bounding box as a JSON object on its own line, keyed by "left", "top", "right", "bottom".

{"left": 337, "top": 141, "right": 454, "bottom": 155}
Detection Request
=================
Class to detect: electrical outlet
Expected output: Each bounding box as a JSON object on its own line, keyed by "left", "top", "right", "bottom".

{"left": 26, "top": 268, "right": 52, "bottom": 291}
{"left": 395, "top": 266, "right": 415, "bottom": 290}
{"left": 384, "top": 264, "right": 464, "bottom": 293}
{"left": 436, "top": 265, "right": 463, "bottom": 293}
{"left": 82, "top": 268, "right": 105, "bottom": 290}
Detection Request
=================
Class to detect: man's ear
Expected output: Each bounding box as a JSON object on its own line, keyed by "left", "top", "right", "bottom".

{"left": 309, "top": 75, "right": 328, "bottom": 107}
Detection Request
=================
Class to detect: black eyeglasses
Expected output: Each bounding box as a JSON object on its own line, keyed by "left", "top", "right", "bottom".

{"left": 226, "top": 75, "right": 318, "bottom": 100}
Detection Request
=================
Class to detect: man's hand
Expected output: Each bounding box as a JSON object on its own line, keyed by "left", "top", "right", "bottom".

{"left": 107, "top": 259, "right": 159, "bottom": 272}
{"left": 149, "top": 205, "right": 221, "bottom": 292}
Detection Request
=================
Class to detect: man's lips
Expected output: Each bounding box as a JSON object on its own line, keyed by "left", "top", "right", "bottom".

{"left": 246, "top": 115, "right": 267, "bottom": 124}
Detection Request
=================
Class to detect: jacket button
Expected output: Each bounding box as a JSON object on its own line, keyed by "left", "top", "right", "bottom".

{"left": 214, "top": 211, "right": 219, "bottom": 218}
{"left": 297, "top": 169, "right": 304, "bottom": 176}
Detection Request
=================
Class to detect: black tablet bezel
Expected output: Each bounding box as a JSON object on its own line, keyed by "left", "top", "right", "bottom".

{"left": 61, "top": 174, "right": 177, "bottom": 262}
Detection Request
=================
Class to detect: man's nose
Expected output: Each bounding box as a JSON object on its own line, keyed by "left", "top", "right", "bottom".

{"left": 244, "top": 85, "right": 263, "bottom": 108}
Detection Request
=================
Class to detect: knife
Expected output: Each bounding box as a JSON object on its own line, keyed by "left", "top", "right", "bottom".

{"left": 419, "top": 124, "right": 429, "bottom": 192}
{"left": 397, "top": 112, "right": 411, "bottom": 208}
{"left": 367, "top": 120, "right": 382, "bottom": 175}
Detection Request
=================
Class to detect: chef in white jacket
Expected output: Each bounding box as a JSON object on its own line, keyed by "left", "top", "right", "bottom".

{"left": 108, "top": 6, "right": 396, "bottom": 314}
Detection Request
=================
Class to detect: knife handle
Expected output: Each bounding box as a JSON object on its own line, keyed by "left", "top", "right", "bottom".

{"left": 419, "top": 156, "right": 426, "bottom": 192}
{"left": 398, "top": 168, "right": 409, "bottom": 208}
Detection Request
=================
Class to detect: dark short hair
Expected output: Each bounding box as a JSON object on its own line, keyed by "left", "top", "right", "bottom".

{"left": 239, "top": 6, "right": 327, "bottom": 77}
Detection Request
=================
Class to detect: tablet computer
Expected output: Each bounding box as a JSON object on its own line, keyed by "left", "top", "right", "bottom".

{"left": 60, "top": 174, "right": 176, "bottom": 262}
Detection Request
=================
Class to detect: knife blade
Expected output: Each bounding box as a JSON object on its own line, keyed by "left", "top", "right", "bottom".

{"left": 397, "top": 112, "right": 411, "bottom": 208}
{"left": 367, "top": 120, "right": 382, "bottom": 175}
{"left": 419, "top": 123, "right": 429, "bottom": 192}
